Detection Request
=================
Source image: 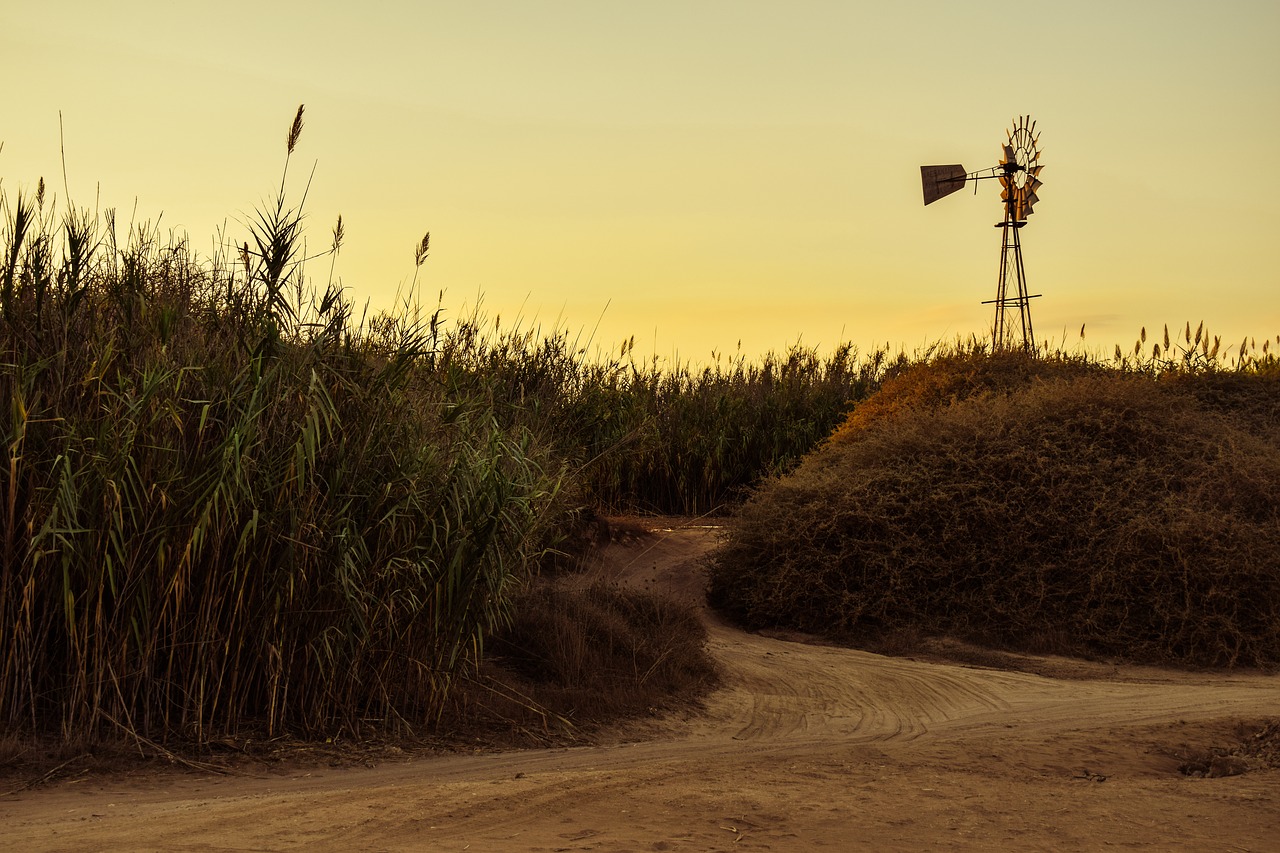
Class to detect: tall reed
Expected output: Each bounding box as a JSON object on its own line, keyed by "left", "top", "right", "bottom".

{"left": 0, "top": 110, "right": 566, "bottom": 743}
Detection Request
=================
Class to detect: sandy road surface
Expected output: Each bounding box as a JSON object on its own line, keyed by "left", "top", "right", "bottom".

{"left": 3, "top": 525, "right": 1277, "bottom": 851}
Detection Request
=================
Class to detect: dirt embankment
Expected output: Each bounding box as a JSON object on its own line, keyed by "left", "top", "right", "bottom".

{"left": 3, "top": 524, "right": 1277, "bottom": 851}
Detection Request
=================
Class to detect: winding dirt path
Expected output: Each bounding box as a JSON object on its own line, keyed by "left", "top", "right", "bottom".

{"left": 4, "top": 524, "right": 1277, "bottom": 851}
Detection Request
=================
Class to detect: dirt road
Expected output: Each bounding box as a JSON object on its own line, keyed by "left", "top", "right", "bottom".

{"left": 4, "top": 525, "right": 1277, "bottom": 851}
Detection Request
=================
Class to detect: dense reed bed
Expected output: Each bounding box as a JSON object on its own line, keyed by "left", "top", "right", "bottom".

{"left": 0, "top": 109, "right": 875, "bottom": 746}
{"left": 437, "top": 322, "right": 881, "bottom": 514}
{"left": 0, "top": 164, "right": 576, "bottom": 744}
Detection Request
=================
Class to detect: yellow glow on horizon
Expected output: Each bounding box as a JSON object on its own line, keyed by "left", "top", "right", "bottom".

{"left": 5, "top": 1, "right": 1278, "bottom": 363}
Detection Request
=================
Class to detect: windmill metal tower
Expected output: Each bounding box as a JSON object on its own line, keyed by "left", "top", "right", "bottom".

{"left": 920, "top": 116, "right": 1044, "bottom": 352}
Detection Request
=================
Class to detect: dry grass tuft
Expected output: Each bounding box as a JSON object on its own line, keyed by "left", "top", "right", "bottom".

{"left": 482, "top": 580, "right": 719, "bottom": 734}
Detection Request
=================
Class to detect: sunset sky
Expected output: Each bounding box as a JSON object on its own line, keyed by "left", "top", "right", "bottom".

{"left": 6, "top": 2, "right": 1278, "bottom": 362}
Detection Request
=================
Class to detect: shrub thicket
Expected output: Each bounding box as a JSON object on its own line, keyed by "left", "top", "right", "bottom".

{"left": 710, "top": 350, "right": 1280, "bottom": 668}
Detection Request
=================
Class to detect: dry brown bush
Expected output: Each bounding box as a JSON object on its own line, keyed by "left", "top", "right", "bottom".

{"left": 471, "top": 581, "right": 718, "bottom": 739}
{"left": 826, "top": 348, "right": 1102, "bottom": 445}
{"left": 710, "top": 354, "right": 1280, "bottom": 668}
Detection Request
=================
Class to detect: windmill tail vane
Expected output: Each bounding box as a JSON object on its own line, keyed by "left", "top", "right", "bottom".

{"left": 919, "top": 115, "right": 1045, "bottom": 353}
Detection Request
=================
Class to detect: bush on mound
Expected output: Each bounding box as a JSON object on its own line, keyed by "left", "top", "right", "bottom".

{"left": 709, "top": 355, "right": 1280, "bottom": 668}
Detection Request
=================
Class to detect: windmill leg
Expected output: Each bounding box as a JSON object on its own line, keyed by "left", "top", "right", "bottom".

{"left": 993, "top": 214, "right": 1015, "bottom": 350}
{"left": 994, "top": 223, "right": 1008, "bottom": 348}
{"left": 1011, "top": 220, "right": 1035, "bottom": 353}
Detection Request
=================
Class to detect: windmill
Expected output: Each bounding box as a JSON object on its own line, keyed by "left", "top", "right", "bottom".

{"left": 921, "top": 116, "right": 1044, "bottom": 352}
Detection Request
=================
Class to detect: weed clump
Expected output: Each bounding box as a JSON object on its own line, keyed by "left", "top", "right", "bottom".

{"left": 480, "top": 581, "right": 718, "bottom": 734}
{"left": 710, "top": 351, "right": 1280, "bottom": 668}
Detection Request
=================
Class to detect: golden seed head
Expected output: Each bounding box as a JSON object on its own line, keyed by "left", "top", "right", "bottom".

{"left": 286, "top": 104, "right": 305, "bottom": 155}
{"left": 332, "top": 214, "right": 344, "bottom": 252}
{"left": 415, "top": 232, "right": 431, "bottom": 267}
